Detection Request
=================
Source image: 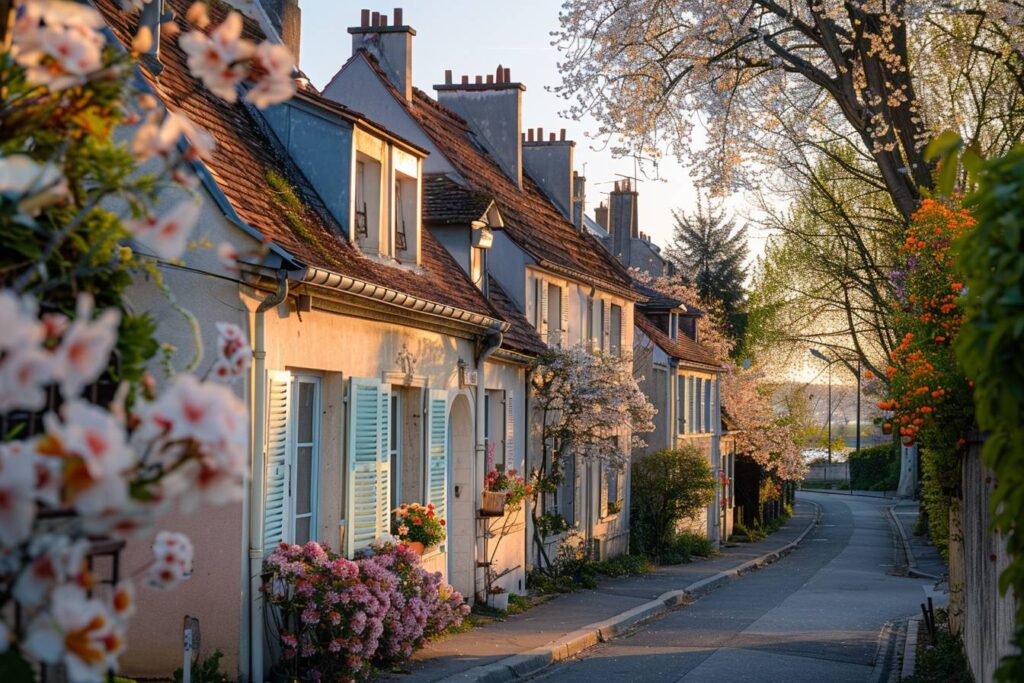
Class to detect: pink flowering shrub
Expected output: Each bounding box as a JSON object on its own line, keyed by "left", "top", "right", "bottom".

{"left": 358, "top": 541, "right": 469, "bottom": 665}
{"left": 263, "top": 540, "right": 470, "bottom": 677}
{"left": 262, "top": 542, "right": 390, "bottom": 682}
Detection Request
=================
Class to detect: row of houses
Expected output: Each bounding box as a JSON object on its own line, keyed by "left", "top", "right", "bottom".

{"left": 93, "top": 1, "right": 733, "bottom": 678}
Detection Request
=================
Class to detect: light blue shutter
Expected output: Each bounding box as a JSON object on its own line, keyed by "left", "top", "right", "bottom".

{"left": 504, "top": 390, "right": 514, "bottom": 466}
{"left": 263, "top": 370, "right": 293, "bottom": 553}
{"left": 346, "top": 378, "right": 390, "bottom": 556}
{"left": 425, "top": 389, "right": 449, "bottom": 525}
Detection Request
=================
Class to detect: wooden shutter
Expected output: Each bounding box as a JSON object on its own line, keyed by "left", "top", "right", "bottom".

{"left": 504, "top": 390, "right": 514, "bottom": 466}
{"left": 560, "top": 286, "right": 569, "bottom": 344}
{"left": 346, "top": 378, "right": 390, "bottom": 556}
{"left": 425, "top": 389, "right": 449, "bottom": 525}
{"left": 263, "top": 370, "right": 293, "bottom": 553}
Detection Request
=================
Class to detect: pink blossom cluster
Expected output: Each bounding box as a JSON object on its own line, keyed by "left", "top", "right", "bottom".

{"left": 262, "top": 540, "right": 468, "bottom": 679}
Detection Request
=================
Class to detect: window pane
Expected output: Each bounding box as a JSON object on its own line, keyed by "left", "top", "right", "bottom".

{"left": 294, "top": 517, "right": 311, "bottom": 545}
{"left": 295, "top": 446, "right": 313, "bottom": 515}
{"left": 610, "top": 304, "right": 622, "bottom": 355}
{"left": 297, "top": 382, "right": 315, "bottom": 443}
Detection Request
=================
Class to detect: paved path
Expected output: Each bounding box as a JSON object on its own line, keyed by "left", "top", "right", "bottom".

{"left": 394, "top": 502, "right": 816, "bottom": 682}
{"left": 529, "top": 493, "right": 942, "bottom": 683}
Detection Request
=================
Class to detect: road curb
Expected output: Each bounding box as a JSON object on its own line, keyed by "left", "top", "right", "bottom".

{"left": 887, "top": 504, "right": 941, "bottom": 581}
{"left": 900, "top": 617, "right": 921, "bottom": 680}
{"left": 438, "top": 503, "right": 822, "bottom": 683}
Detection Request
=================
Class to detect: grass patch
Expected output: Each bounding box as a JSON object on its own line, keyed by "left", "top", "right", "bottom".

{"left": 905, "top": 610, "right": 973, "bottom": 683}
{"left": 655, "top": 531, "right": 717, "bottom": 565}
{"left": 527, "top": 553, "right": 654, "bottom": 594}
{"left": 733, "top": 507, "right": 793, "bottom": 543}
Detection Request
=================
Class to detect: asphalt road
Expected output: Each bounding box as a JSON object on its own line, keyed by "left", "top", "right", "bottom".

{"left": 530, "top": 492, "right": 942, "bottom": 683}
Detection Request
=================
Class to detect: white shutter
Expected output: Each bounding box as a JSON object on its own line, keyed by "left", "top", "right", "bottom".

{"left": 599, "top": 463, "right": 609, "bottom": 518}
{"left": 263, "top": 370, "right": 293, "bottom": 553}
{"left": 539, "top": 279, "right": 549, "bottom": 343}
{"left": 560, "top": 286, "right": 569, "bottom": 344}
{"left": 346, "top": 378, "right": 390, "bottom": 556}
{"left": 425, "top": 389, "right": 449, "bottom": 525}
{"left": 602, "top": 300, "right": 611, "bottom": 351}
{"left": 504, "top": 390, "right": 514, "bottom": 467}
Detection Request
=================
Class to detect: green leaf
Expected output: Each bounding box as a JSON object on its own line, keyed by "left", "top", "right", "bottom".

{"left": 0, "top": 650, "right": 35, "bottom": 683}
{"left": 925, "top": 130, "right": 963, "bottom": 163}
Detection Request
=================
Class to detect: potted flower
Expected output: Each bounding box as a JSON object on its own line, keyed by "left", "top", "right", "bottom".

{"left": 392, "top": 502, "right": 446, "bottom": 554}
{"left": 482, "top": 467, "right": 531, "bottom": 516}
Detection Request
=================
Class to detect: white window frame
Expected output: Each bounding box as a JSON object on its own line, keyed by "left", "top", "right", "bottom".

{"left": 291, "top": 374, "right": 321, "bottom": 545}
{"left": 390, "top": 390, "right": 401, "bottom": 506}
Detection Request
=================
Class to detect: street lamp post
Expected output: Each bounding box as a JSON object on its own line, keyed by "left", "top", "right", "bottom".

{"left": 811, "top": 349, "right": 862, "bottom": 494}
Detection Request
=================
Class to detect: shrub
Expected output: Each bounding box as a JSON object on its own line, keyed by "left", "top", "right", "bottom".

{"left": 262, "top": 540, "right": 469, "bottom": 680}
{"left": 848, "top": 443, "right": 900, "bottom": 491}
{"left": 173, "top": 650, "right": 231, "bottom": 683}
{"left": 630, "top": 446, "right": 716, "bottom": 558}
{"left": 672, "top": 531, "right": 716, "bottom": 559}
{"left": 357, "top": 542, "right": 467, "bottom": 665}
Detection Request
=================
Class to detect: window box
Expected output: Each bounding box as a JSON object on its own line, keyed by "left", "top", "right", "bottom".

{"left": 480, "top": 490, "right": 506, "bottom": 517}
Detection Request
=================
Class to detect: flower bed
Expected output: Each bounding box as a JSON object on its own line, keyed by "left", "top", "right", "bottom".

{"left": 262, "top": 540, "right": 468, "bottom": 681}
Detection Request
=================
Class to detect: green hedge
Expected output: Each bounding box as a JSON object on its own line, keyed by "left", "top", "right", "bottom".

{"left": 848, "top": 443, "right": 900, "bottom": 491}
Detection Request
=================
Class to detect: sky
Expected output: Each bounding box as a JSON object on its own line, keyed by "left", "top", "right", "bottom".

{"left": 296, "top": 1, "right": 770, "bottom": 260}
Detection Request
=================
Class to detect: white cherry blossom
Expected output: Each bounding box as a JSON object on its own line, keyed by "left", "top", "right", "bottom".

{"left": 24, "top": 583, "right": 125, "bottom": 683}
{"left": 179, "top": 11, "right": 254, "bottom": 102}
{"left": 125, "top": 198, "right": 201, "bottom": 260}
{"left": 131, "top": 110, "right": 215, "bottom": 163}
{"left": 0, "top": 441, "right": 41, "bottom": 547}
{"left": 13, "top": 535, "right": 90, "bottom": 608}
{"left": 52, "top": 294, "right": 120, "bottom": 400}
{"left": 245, "top": 41, "right": 296, "bottom": 108}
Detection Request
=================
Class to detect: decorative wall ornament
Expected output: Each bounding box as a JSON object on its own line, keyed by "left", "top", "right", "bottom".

{"left": 397, "top": 344, "right": 418, "bottom": 385}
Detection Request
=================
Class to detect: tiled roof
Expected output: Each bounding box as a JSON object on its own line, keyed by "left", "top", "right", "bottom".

{"left": 632, "top": 280, "right": 683, "bottom": 310}
{"left": 487, "top": 276, "right": 546, "bottom": 357}
{"left": 94, "top": 0, "right": 497, "bottom": 320}
{"left": 636, "top": 313, "right": 721, "bottom": 370}
{"left": 422, "top": 174, "right": 495, "bottom": 225}
{"left": 352, "top": 51, "right": 635, "bottom": 296}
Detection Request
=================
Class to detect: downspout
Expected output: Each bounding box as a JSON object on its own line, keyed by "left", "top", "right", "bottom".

{"left": 473, "top": 328, "right": 503, "bottom": 602}
{"left": 523, "top": 365, "right": 533, "bottom": 578}
{"left": 246, "top": 271, "right": 289, "bottom": 682}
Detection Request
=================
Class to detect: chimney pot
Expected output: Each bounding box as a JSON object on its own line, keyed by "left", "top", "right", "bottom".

{"left": 361, "top": 9, "right": 370, "bottom": 26}
{"left": 461, "top": 75, "right": 469, "bottom": 84}
{"left": 537, "top": 126, "right": 543, "bottom": 141}
{"left": 393, "top": 7, "right": 403, "bottom": 24}
{"left": 445, "top": 69, "right": 452, "bottom": 84}
{"left": 560, "top": 128, "right": 566, "bottom": 141}
{"left": 503, "top": 67, "right": 510, "bottom": 82}
{"left": 380, "top": 13, "right": 389, "bottom": 26}
{"left": 527, "top": 128, "right": 534, "bottom": 142}
{"left": 475, "top": 75, "right": 483, "bottom": 84}
{"left": 495, "top": 64, "right": 503, "bottom": 83}
{"left": 486, "top": 74, "right": 494, "bottom": 84}
{"left": 371, "top": 10, "right": 379, "bottom": 25}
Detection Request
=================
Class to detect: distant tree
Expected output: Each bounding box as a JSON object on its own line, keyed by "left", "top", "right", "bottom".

{"left": 666, "top": 195, "right": 748, "bottom": 317}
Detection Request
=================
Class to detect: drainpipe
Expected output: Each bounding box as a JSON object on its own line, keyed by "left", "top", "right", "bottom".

{"left": 523, "top": 365, "right": 533, "bottom": 578}
{"left": 473, "top": 328, "right": 503, "bottom": 602}
{"left": 246, "top": 271, "right": 289, "bottom": 682}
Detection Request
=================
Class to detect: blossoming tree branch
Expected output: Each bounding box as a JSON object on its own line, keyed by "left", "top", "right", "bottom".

{"left": 0, "top": 0, "right": 295, "bottom": 680}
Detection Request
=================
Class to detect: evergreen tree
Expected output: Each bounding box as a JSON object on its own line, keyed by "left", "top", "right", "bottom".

{"left": 666, "top": 195, "right": 749, "bottom": 317}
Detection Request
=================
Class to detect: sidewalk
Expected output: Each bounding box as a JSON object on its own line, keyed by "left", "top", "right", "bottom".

{"left": 891, "top": 501, "right": 947, "bottom": 580}
{"left": 392, "top": 501, "right": 818, "bottom": 682}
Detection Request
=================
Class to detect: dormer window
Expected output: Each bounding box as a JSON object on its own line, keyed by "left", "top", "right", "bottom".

{"left": 354, "top": 152, "right": 382, "bottom": 253}
{"left": 353, "top": 128, "right": 422, "bottom": 266}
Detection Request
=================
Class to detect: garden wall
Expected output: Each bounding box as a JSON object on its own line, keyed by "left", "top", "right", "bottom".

{"left": 952, "top": 435, "right": 1017, "bottom": 682}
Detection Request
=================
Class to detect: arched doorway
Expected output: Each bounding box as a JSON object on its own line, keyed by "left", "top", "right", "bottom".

{"left": 447, "top": 394, "right": 475, "bottom": 600}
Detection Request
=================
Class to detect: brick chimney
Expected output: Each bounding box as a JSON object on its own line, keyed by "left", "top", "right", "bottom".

{"left": 572, "top": 172, "right": 586, "bottom": 232}
{"left": 522, "top": 127, "right": 574, "bottom": 219}
{"left": 349, "top": 8, "right": 415, "bottom": 102}
{"left": 594, "top": 200, "right": 608, "bottom": 232}
{"left": 435, "top": 65, "right": 524, "bottom": 189}
{"left": 609, "top": 178, "right": 638, "bottom": 263}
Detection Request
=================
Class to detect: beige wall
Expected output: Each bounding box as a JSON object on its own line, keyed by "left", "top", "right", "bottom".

{"left": 120, "top": 198, "right": 256, "bottom": 678}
